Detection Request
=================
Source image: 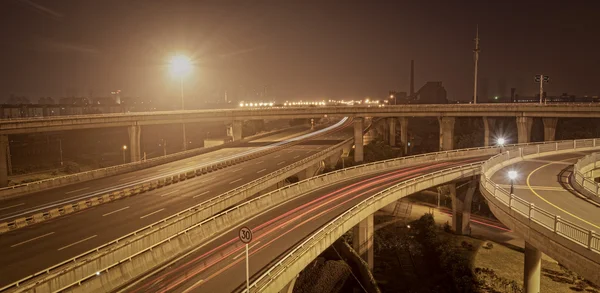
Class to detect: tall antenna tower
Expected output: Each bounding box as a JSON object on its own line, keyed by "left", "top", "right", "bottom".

{"left": 473, "top": 25, "right": 480, "bottom": 104}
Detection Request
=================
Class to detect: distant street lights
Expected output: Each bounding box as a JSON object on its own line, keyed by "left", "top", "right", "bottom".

{"left": 508, "top": 170, "right": 518, "bottom": 195}
{"left": 122, "top": 145, "right": 127, "bottom": 164}
{"left": 169, "top": 54, "right": 193, "bottom": 151}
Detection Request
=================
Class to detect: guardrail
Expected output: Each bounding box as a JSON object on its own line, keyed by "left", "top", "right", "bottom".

{"left": 2, "top": 135, "right": 510, "bottom": 293}
{"left": 0, "top": 126, "right": 304, "bottom": 199}
{"left": 571, "top": 152, "right": 600, "bottom": 203}
{"left": 478, "top": 138, "right": 600, "bottom": 285}
{"left": 246, "top": 163, "right": 482, "bottom": 292}
{"left": 0, "top": 123, "right": 342, "bottom": 233}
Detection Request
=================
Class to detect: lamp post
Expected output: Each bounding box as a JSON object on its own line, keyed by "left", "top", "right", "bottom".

{"left": 169, "top": 54, "right": 192, "bottom": 151}
{"left": 497, "top": 137, "right": 506, "bottom": 153}
{"left": 508, "top": 170, "right": 517, "bottom": 195}
{"left": 122, "top": 145, "right": 127, "bottom": 164}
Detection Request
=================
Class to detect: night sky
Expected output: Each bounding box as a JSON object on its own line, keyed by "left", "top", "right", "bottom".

{"left": 1, "top": 0, "right": 599, "bottom": 105}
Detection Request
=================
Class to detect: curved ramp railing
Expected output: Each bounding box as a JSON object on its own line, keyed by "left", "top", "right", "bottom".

{"left": 571, "top": 152, "right": 600, "bottom": 203}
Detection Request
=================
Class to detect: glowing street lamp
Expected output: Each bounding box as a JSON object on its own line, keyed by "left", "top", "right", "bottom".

{"left": 122, "top": 145, "right": 127, "bottom": 164}
{"left": 169, "top": 54, "right": 193, "bottom": 151}
{"left": 497, "top": 137, "right": 506, "bottom": 146}
{"left": 508, "top": 170, "right": 518, "bottom": 195}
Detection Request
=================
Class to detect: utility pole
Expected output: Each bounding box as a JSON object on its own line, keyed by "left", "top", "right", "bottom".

{"left": 473, "top": 25, "right": 480, "bottom": 104}
{"left": 534, "top": 75, "right": 549, "bottom": 104}
{"left": 539, "top": 75, "right": 544, "bottom": 104}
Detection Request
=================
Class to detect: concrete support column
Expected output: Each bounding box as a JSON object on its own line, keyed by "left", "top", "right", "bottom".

{"left": 354, "top": 118, "right": 364, "bottom": 163}
{"left": 388, "top": 117, "right": 397, "bottom": 146}
{"left": 438, "top": 117, "right": 456, "bottom": 151}
{"left": 483, "top": 117, "right": 496, "bottom": 147}
{"left": 326, "top": 153, "right": 340, "bottom": 169}
{"left": 542, "top": 117, "right": 558, "bottom": 142}
{"left": 278, "top": 275, "right": 298, "bottom": 293}
{"left": 353, "top": 214, "right": 374, "bottom": 269}
{"left": 451, "top": 178, "right": 477, "bottom": 235}
{"left": 0, "top": 135, "right": 8, "bottom": 187}
{"left": 297, "top": 164, "right": 317, "bottom": 181}
{"left": 228, "top": 120, "right": 243, "bottom": 141}
{"left": 516, "top": 117, "right": 534, "bottom": 144}
{"left": 524, "top": 242, "right": 542, "bottom": 293}
{"left": 399, "top": 117, "right": 408, "bottom": 155}
{"left": 127, "top": 125, "right": 141, "bottom": 162}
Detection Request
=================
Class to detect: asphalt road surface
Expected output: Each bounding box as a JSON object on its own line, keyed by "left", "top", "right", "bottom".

{"left": 0, "top": 126, "right": 324, "bottom": 222}
{"left": 490, "top": 151, "right": 600, "bottom": 233}
{"left": 0, "top": 122, "right": 353, "bottom": 287}
{"left": 122, "top": 156, "right": 488, "bottom": 293}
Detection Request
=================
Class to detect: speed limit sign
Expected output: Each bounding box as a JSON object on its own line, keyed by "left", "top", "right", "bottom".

{"left": 239, "top": 226, "right": 253, "bottom": 244}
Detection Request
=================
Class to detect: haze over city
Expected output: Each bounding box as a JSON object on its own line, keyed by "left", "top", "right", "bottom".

{"left": 1, "top": 0, "right": 600, "bottom": 105}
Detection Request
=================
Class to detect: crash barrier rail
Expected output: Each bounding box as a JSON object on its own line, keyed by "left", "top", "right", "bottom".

{"left": 248, "top": 138, "right": 600, "bottom": 292}
{"left": 1, "top": 137, "right": 509, "bottom": 292}
{"left": 3, "top": 138, "right": 578, "bottom": 292}
{"left": 0, "top": 126, "right": 308, "bottom": 199}
{"left": 0, "top": 123, "right": 342, "bottom": 234}
{"left": 246, "top": 163, "right": 482, "bottom": 292}
{"left": 572, "top": 152, "right": 600, "bottom": 203}
{"left": 480, "top": 139, "right": 600, "bottom": 252}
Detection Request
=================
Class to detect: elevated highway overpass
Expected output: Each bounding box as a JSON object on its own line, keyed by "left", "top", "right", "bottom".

{"left": 1, "top": 103, "right": 598, "bottom": 187}
{"left": 0, "top": 119, "right": 355, "bottom": 289}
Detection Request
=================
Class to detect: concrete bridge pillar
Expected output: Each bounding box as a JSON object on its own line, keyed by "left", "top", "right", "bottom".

{"left": 228, "top": 120, "right": 243, "bottom": 141}
{"left": 326, "top": 153, "right": 340, "bottom": 169}
{"left": 542, "top": 117, "right": 558, "bottom": 142}
{"left": 524, "top": 242, "right": 542, "bottom": 293}
{"left": 0, "top": 135, "right": 8, "bottom": 187}
{"left": 516, "top": 117, "right": 533, "bottom": 144}
{"left": 399, "top": 117, "right": 408, "bottom": 155}
{"left": 438, "top": 117, "right": 456, "bottom": 151}
{"left": 278, "top": 275, "right": 298, "bottom": 293}
{"left": 483, "top": 117, "right": 496, "bottom": 147}
{"left": 127, "top": 125, "right": 141, "bottom": 162}
{"left": 388, "top": 117, "right": 397, "bottom": 146}
{"left": 353, "top": 214, "right": 374, "bottom": 270}
{"left": 451, "top": 178, "right": 477, "bottom": 235}
{"left": 297, "top": 164, "right": 318, "bottom": 181}
{"left": 354, "top": 118, "right": 364, "bottom": 163}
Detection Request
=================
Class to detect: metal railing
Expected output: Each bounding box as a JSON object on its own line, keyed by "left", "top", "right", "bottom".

{"left": 0, "top": 122, "right": 356, "bottom": 292}
{"left": 480, "top": 139, "right": 600, "bottom": 253}
{"left": 572, "top": 152, "right": 600, "bottom": 201}
{"left": 246, "top": 163, "right": 482, "bottom": 292}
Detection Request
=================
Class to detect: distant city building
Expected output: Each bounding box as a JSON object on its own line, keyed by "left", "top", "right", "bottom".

{"left": 414, "top": 82, "right": 448, "bottom": 104}
{"left": 37, "top": 97, "right": 55, "bottom": 104}
{"left": 59, "top": 97, "right": 89, "bottom": 105}
{"left": 111, "top": 90, "right": 122, "bottom": 104}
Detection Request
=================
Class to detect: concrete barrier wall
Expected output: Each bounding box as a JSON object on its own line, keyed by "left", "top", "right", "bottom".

{"left": 0, "top": 127, "right": 327, "bottom": 234}
{"left": 0, "top": 127, "right": 300, "bottom": 200}
{"left": 478, "top": 138, "right": 600, "bottom": 286}
{"left": 571, "top": 152, "right": 600, "bottom": 203}
{"left": 246, "top": 164, "right": 481, "bottom": 293}
{"left": 3, "top": 141, "right": 507, "bottom": 293}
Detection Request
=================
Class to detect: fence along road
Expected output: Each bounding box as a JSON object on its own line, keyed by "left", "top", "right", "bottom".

{"left": 2, "top": 138, "right": 525, "bottom": 293}
{"left": 0, "top": 121, "right": 354, "bottom": 290}
{"left": 571, "top": 152, "right": 600, "bottom": 204}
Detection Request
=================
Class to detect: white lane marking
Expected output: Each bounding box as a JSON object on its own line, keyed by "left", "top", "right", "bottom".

{"left": 102, "top": 206, "right": 130, "bottom": 217}
{"left": 255, "top": 161, "right": 264, "bottom": 165}
{"left": 193, "top": 190, "right": 211, "bottom": 199}
{"left": 257, "top": 169, "right": 267, "bottom": 174}
{"left": 274, "top": 155, "right": 281, "bottom": 158}
{"left": 140, "top": 208, "right": 165, "bottom": 219}
{"left": 160, "top": 190, "right": 179, "bottom": 197}
{"left": 231, "top": 168, "right": 243, "bottom": 173}
{"left": 233, "top": 241, "right": 261, "bottom": 260}
{"left": 229, "top": 178, "right": 242, "bottom": 185}
{"left": 0, "top": 202, "right": 26, "bottom": 211}
{"left": 65, "top": 187, "right": 89, "bottom": 194}
{"left": 119, "top": 176, "right": 136, "bottom": 182}
{"left": 187, "top": 161, "right": 197, "bottom": 165}
{"left": 57, "top": 235, "right": 97, "bottom": 251}
{"left": 158, "top": 167, "right": 171, "bottom": 171}
{"left": 11, "top": 232, "right": 55, "bottom": 248}
{"left": 277, "top": 161, "right": 286, "bottom": 166}
{"left": 293, "top": 155, "right": 300, "bottom": 159}
{"left": 182, "top": 280, "right": 204, "bottom": 293}
{"left": 286, "top": 150, "right": 294, "bottom": 153}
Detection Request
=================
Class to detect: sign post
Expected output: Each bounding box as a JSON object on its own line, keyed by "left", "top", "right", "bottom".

{"left": 239, "top": 226, "right": 253, "bottom": 292}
